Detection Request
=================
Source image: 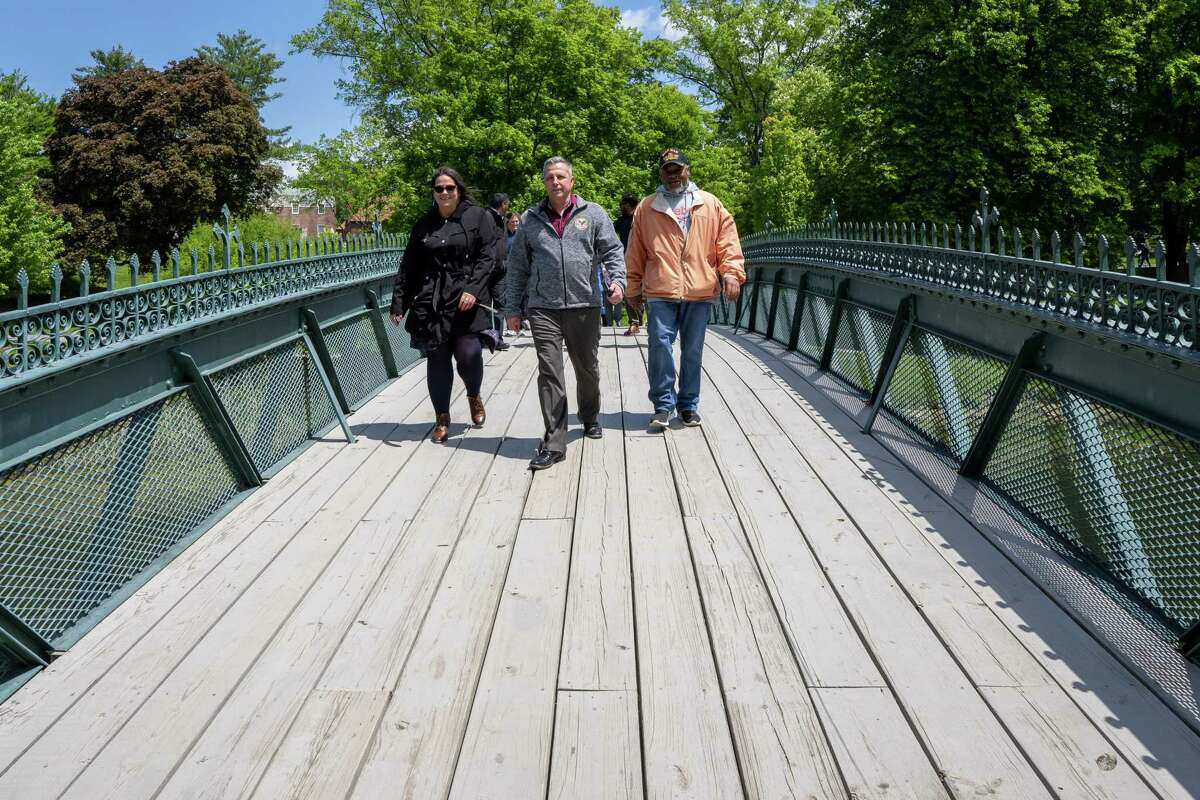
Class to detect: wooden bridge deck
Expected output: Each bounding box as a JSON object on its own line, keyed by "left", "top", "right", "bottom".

{"left": 2, "top": 327, "right": 1199, "bottom": 799}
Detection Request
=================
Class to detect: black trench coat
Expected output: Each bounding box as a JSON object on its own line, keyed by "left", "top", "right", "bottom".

{"left": 390, "top": 200, "right": 500, "bottom": 355}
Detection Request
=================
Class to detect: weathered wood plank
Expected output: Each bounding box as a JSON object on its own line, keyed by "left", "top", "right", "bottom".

{"left": 613, "top": 333, "right": 659, "bottom": 435}
{"left": 548, "top": 690, "right": 642, "bottom": 800}
{"left": 250, "top": 689, "right": 390, "bottom": 800}
{"left": 663, "top": 419, "right": 848, "bottom": 798}
{"left": 0, "top": 369, "right": 427, "bottom": 776}
{"left": 714, "top": 332, "right": 1200, "bottom": 799}
{"left": 979, "top": 685, "right": 1155, "bottom": 799}
{"left": 448, "top": 518, "right": 573, "bottom": 799}
{"left": 343, "top": 369, "right": 544, "bottom": 799}
{"left": 811, "top": 687, "right": 948, "bottom": 800}
{"left": 624, "top": 434, "right": 742, "bottom": 800}
{"left": 701, "top": 343, "right": 1053, "bottom": 799}
{"left": 558, "top": 330, "right": 637, "bottom": 691}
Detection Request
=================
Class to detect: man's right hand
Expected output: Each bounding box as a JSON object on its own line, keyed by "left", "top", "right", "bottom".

{"left": 506, "top": 315, "right": 522, "bottom": 333}
{"left": 390, "top": 311, "right": 403, "bottom": 325}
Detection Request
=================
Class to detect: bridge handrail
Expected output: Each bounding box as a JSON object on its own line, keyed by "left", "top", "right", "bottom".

{"left": 2, "top": 229, "right": 406, "bottom": 384}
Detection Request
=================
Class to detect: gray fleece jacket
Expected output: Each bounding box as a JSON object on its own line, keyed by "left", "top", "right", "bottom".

{"left": 505, "top": 196, "right": 626, "bottom": 313}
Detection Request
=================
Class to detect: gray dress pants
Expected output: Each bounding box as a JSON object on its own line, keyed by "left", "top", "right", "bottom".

{"left": 528, "top": 307, "right": 601, "bottom": 454}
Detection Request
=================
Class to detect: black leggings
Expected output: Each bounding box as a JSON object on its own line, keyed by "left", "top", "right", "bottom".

{"left": 427, "top": 334, "right": 484, "bottom": 414}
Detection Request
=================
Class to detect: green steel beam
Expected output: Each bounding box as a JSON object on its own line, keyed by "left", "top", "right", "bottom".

{"left": 1181, "top": 622, "right": 1200, "bottom": 662}
{"left": 746, "top": 268, "right": 764, "bottom": 334}
{"left": 959, "top": 332, "right": 1045, "bottom": 478}
{"left": 172, "top": 350, "right": 263, "bottom": 487}
{"left": 786, "top": 272, "right": 808, "bottom": 352}
{"left": 303, "top": 308, "right": 353, "bottom": 416}
{"left": 0, "top": 603, "right": 51, "bottom": 667}
{"left": 365, "top": 290, "right": 401, "bottom": 379}
{"left": 764, "top": 269, "right": 785, "bottom": 342}
{"left": 300, "top": 329, "right": 357, "bottom": 444}
{"left": 862, "top": 295, "right": 915, "bottom": 433}
{"left": 818, "top": 279, "right": 852, "bottom": 371}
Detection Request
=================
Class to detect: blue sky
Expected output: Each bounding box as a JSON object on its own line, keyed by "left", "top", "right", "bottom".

{"left": 2, "top": 0, "right": 679, "bottom": 150}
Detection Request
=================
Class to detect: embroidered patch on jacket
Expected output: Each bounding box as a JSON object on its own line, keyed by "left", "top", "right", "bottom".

{"left": 574, "top": 217, "right": 589, "bottom": 231}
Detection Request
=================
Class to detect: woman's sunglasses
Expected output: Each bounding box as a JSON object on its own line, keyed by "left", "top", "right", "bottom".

{"left": 433, "top": 185, "right": 458, "bottom": 194}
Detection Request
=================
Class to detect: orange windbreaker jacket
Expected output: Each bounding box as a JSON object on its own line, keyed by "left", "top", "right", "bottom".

{"left": 625, "top": 189, "right": 746, "bottom": 301}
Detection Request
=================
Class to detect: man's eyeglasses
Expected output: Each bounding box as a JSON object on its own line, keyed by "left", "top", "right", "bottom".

{"left": 433, "top": 185, "right": 458, "bottom": 194}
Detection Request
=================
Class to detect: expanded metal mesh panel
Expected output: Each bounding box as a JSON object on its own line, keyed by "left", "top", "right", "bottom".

{"left": 984, "top": 377, "right": 1200, "bottom": 629}
{"left": 753, "top": 283, "right": 774, "bottom": 334}
{"left": 210, "top": 339, "right": 339, "bottom": 472}
{"left": 735, "top": 293, "right": 753, "bottom": 329}
{"left": 772, "top": 288, "right": 798, "bottom": 344}
{"left": 883, "top": 329, "right": 1007, "bottom": 462}
{"left": 0, "top": 392, "right": 241, "bottom": 643}
{"left": 829, "top": 304, "right": 893, "bottom": 395}
{"left": 323, "top": 314, "right": 389, "bottom": 408}
{"left": 796, "top": 294, "right": 833, "bottom": 362}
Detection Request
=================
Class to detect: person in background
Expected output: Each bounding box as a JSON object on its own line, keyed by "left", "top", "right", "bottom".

{"left": 506, "top": 212, "right": 532, "bottom": 336}
{"left": 612, "top": 193, "right": 641, "bottom": 335}
{"left": 487, "top": 193, "right": 511, "bottom": 351}
{"left": 390, "top": 166, "right": 500, "bottom": 443}
{"left": 625, "top": 148, "right": 744, "bottom": 429}
{"left": 505, "top": 156, "right": 625, "bottom": 470}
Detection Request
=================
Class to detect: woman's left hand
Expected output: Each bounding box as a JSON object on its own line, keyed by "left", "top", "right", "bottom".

{"left": 458, "top": 292, "right": 477, "bottom": 312}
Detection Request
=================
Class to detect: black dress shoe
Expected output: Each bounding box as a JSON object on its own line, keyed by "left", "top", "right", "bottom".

{"left": 529, "top": 448, "right": 566, "bottom": 471}
{"left": 584, "top": 422, "right": 603, "bottom": 439}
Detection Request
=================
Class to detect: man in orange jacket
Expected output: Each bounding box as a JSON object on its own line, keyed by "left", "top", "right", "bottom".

{"left": 626, "top": 148, "right": 745, "bottom": 428}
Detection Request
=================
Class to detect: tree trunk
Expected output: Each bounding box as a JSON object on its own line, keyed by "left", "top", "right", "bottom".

{"left": 1163, "top": 199, "right": 1192, "bottom": 283}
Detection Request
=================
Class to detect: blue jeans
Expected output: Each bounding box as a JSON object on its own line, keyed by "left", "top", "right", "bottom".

{"left": 646, "top": 299, "right": 710, "bottom": 413}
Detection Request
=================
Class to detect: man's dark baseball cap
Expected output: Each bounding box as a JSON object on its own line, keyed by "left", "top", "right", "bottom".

{"left": 659, "top": 148, "right": 689, "bottom": 168}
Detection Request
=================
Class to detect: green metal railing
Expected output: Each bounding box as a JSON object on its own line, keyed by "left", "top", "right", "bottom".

{"left": 0, "top": 218, "right": 416, "bottom": 701}
{"left": 717, "top": 189, "right": 1200, "bottom": 664}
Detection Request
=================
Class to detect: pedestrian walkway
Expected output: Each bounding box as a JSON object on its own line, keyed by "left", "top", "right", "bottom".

{"left": 1, "top": 328, "right": 1198, "bottom": 799}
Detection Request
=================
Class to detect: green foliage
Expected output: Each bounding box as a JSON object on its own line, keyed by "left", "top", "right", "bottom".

{"left": 46, "top": 57, "right": 282, "bottom": 267}
{"left": 659, "top": 0, "right": 837, "bottom": 167}
{"left": 0, "top": 72, "right": 67, "bottom": 295}
{"left": 177, "top": 212, "right": 328, "bottom": 265}
{"left": 293, "top": 0, "right": 705, "bottom": 228}
{"left": 294, "top": 120, "right": 399, "bottom": 224}
{"left": 195, "top": 30, "right": 291, "bottom": 146}
{"left": 71, "top": 45, "right": 145, "bottom": 82}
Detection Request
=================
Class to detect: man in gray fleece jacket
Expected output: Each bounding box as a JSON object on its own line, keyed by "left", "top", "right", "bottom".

{"left": 506, "top": 156, "right": 626, "bottom": 470}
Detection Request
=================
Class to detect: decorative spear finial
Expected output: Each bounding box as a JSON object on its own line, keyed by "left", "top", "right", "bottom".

{"left": 212, "top": 205, "right": 242, "bottom": 270}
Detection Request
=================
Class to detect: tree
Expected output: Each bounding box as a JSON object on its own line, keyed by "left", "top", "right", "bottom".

{"left": 46, "top": 57, "right": 282, "bottom": 263}
{"left": 293, "top": 0, "right": 705, "bottom": 227}
{"left": 657, "top": 0, "right": 837, "bottom": 168}
{"left": 294, "top": 120, "right": 400, "bottom": 225}
{"left": 1127, "top": 0, "right": 1200, "bottom": 279}
{"left": 0, "top": 72, "right": 67, "bottom": 296}
{"left": 195, "top": 30, "right": 291, "bottom": 144}
{"left": 71, "top": 45, "right": 145, "bottom": 82}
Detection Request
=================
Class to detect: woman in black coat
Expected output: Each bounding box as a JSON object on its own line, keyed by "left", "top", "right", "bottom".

{"left": 389, "top": 167, "right": 501, "bottom": 443}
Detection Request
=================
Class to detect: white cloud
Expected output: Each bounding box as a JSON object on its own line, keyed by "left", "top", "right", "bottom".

{"left": 620, "top": 6, "right": 685, "bottom": 41}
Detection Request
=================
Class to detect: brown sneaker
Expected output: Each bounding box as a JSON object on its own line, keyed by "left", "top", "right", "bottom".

{"left": 431, "top": 413, "right": 451, "bottom": 443}
{"left": 468, "top": 395, "right": 486, "bottom": 426}
{"left": 624, "top": 323, "right": 640, "bottom": 336}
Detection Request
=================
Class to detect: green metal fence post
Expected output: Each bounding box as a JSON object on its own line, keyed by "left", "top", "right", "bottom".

{"left": 765, "top": 269, "right": 785, "bottom": 341}
{"left": 302, "top": 309, "right": 353, "bottom": 416}
{"left": 0, "top": 603, "right": 51, "bottom": 667}
{"left": 365, "top": 290, "right": 400, "bottom": 379}
{"left": 959, "top": 332, "right": 1044, "bottom": 478}
{"left": 861, "top": 295, "right": 915, "bottom": 433}
{"left": 818, "top": 278, "right": 852, "bottom": 371}
{"left": 171, "top": 351, "right": 263, "bottom": 488}
{"left": 786, "top": 272, "right": 808, "bottom": 352}
{"left": 300, "top": 326, "right": 357, "bottom": 444}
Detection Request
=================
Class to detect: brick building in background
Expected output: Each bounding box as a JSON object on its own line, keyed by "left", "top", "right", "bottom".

{"left": 267, "top": 188, "right": 337, "bottom": 237}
